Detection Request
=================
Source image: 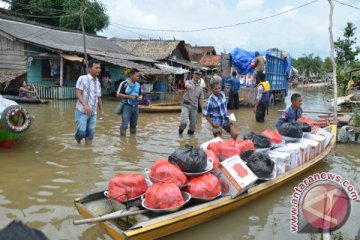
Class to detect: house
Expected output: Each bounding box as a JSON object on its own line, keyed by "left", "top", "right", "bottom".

{"left": 185, "top": 44, "right": 216, "bottom": 63}
{"left": 0, "top": 15, "right": 167, "bottom": 99}
{"left": 111, "top": 38, "right": 199, "bottom": 91}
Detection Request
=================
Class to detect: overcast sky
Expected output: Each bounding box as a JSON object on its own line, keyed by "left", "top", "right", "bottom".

{"left": 1, "top": 0, "right": 359, "bottom": 59}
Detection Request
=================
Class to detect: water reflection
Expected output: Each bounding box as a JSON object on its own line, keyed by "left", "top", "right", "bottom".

{"left": 0, "top": 87, "right": 359, "bottom": 240}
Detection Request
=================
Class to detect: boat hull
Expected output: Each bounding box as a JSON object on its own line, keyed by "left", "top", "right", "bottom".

{"left": 0, "top": 124, "right": 22, "bottom": 148}
{"left": 139, "top": 103, "right": 181, "bottom": 113}
{"left": 2, "top": 95, "right": 49, "bottom": 104}
{"left": 74, "top": 125, "right": 337, "bottom": 240}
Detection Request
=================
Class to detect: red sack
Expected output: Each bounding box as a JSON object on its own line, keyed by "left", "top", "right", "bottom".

{"left": 297, "top": 117, "right": 314, "bottom": 128}
{"left": 145, "top": 183, "right": 184, "bottom": 209}
{"left": 207, "top": 141, "right": 222, "bottom": 156}
{"left": 261, "top": 129, "right": 282, "bottom": 144}
{"left": 150, "top": 160, "right": 187, "bottom": 186}
{"left": 234, "top": 140, "right": 255, "bottom": 153}
{"left": 205, "top": 149, "right": 219, "bottom": 170}
{"left": 225, "top": 138, "right": 236, "bottom": 147}
{"left": 108, "top": 173, "right": 147, "bottom": 202}
{"left": 220, "top": 145, "right": 240, "bottom": 158}
{"left": 185, "top": 173, "right": 221, "bottom": 199}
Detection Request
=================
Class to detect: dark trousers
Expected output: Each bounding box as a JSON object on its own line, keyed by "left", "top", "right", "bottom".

{"left": 228, "top": 90, "right": 239, "bottom": 109}
{"left": 256, "top": 102, "right": 267, "bottom": 122}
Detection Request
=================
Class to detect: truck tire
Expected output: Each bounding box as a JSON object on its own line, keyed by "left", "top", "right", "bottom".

{"left": 280, "top": 91, "right": 285, "bottom": 102}
{"left": 269, "top": 94, "right": 275, "bottom": 106}
{"left": 1, "top": 105, "right": 32, "bottom": 133}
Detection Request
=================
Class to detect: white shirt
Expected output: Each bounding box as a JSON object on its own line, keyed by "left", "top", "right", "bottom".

{"left": 200, "top": 78, "right": 206, "bottom": 89}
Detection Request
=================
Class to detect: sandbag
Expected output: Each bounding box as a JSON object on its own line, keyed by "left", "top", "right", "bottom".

{"left": 169, "top": 146, "right": 207, "bottom": 173}
{"left": 297, "top": 117, "right": 314, "bottom": 128}
{"left": 108, "top": 173, "right": 147, "bottom": 202}
{"left": 150, "top": 160, "right": 187, "bottom": 186}
{"left": 295, "top": 122, "right": 311, "bottom": 133}
{"left": 205, "top": 149, "right": 219, "bottom": 171}
{"left": 261, "top": 129, "right": 283, "bottom": 144}
{"left": 243, "top": 132, "right": 271, "bottom": 148}
{"left": 185, "top": 173, "right": 221, "bottom": 199}
{"left": 246, "top": 152, "right": 274, "bottom": 178}
{"left": 145, "top": 183, "right": 184, "bottom": 209}
{"left": 278, "top": 122, "right": 303, "bottom": 138}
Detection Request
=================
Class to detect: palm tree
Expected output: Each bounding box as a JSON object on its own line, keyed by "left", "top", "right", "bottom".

{"left": 296, "top": 53, "right": 323, "bottom": 82}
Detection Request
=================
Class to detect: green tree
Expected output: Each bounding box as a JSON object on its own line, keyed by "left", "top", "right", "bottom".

{"left": 8, "top": 0, "right": 109, "bottom": 33}
{"left": 60, "top": 0, "right": 109, "bottom": 34}
{"left": 334, "top": 22, "right": 360, "bottom": 67}
{"left": 323, "top": 57, "right": 333, "bottom": 73}
{"left": 296, "top": 53, "right": 323, "bottom": 79}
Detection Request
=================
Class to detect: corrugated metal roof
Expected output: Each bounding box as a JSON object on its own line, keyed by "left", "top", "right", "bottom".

{"left": 167, "top": 58, "right": 200, "bottom": 69}
{"left": 0, "top": 18, "right": 128, "bottom": 55}
{"left": 91, "top": 55, "right": 168, "bottom": 75}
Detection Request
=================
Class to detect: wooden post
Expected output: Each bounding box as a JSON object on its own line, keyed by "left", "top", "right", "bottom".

{"left": 80, "top": 6, "right": 88, "bottom": 73}
{"left": 60, "top": 54, "right": 64, "bottom": 87}
{"left": 328, "top": 0, "right": 337, "bottom": 125}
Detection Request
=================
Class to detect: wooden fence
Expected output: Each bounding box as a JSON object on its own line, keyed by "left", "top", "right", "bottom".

{"left": 34, "top": 85, "right": 76, "bottom": 100}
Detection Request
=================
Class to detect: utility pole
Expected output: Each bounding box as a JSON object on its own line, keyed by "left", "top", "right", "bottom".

{"left": 80, "top": 6, "right": 88, "bottom": 73}
{"left": 328, "top": 0, "right": 337, "bottom": 126}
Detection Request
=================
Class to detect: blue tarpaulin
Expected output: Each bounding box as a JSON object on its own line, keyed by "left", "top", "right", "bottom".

{"left": 230, "top": 48, "right": 291, "bottom": 75}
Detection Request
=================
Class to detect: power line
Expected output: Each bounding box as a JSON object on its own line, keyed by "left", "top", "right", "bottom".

{"left": 114, "top": 0, "right": 320, "bottom": 33}
{"left": 333, "top": 0, "right": 360, "bottom": 10}
{"left": 110, "top": 23, "right": 154, "bottom": 39}
{"left": 1, "top": 10, "right": 80, "bottom": 19}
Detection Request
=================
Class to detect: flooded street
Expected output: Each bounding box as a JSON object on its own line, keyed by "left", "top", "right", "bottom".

{"left": 0, "top": 87, "right": 359, "bottom": 240}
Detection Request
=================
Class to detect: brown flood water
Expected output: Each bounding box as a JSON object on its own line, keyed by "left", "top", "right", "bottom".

{"left": 0, "top": 87, "right": 359, "bottom": 240}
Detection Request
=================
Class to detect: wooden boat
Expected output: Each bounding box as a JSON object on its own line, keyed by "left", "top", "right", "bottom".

{"left": 0, "top": 96, "right": 32, "bottom": 148}
{"left": 74, "top": 125, "right": 336, "bottom": 240}
{"left": 139, "top": 103, "right": 181, "bottom": 113}
{"left": 315, "top": 113, "right": 353, "bottom": 127}
{"left": 2, "top": 95, "right": 49, "bottom": 104}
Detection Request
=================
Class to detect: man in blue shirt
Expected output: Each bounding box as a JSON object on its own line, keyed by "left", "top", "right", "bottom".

{"left": 203, "top": 80, "right": 238, "bottom": 140}
{"left": 116, "top": 68, "right": 142, "bottom": 136}
{"left": 227, "top": 71, "right": 240, "bottom": 109}
{"left": 276, "top": 93, "right": 303, "bottom": 128}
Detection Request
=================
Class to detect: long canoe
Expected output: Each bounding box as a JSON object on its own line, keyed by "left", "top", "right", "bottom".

{"left": 139, "top": 103, "right": 181, "bottom": 113}
{"left": 2, "top": 95, "right": 49, "bottom": 104}
{"left": 74, "top": 125, "right": 336, "bottom": 240}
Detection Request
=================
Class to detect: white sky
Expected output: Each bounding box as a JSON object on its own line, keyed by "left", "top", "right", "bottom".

{"left": 98, "top": 0, "right": 360, "bottom": 59}
{"left": 1, "top": 0, "right": 359, "bottom": 59}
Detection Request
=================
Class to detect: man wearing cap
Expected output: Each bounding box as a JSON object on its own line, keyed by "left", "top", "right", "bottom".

{"left": 178, "top": 69, "right": 205, "bottom": 135}
{"left": 254, "top": 51, "right": 265, "bottom": 85}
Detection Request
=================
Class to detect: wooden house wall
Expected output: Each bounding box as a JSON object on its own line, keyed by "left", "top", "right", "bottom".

{"left": 0, "top": 35, "right": 26, "bottom": 70}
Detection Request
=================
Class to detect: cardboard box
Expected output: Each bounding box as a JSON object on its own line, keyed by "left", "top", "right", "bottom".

{"left": 312, "top": 127, "right": 334, "bottom": 149}
{"left": 200, "top": 137, "right": 223, "bottom": 150}
{"left": 303, "top": 133, "right": 326, "bottom": 153}
{"left": 287, "top": 142, "right": 311, "bottom": 164}
{"left": 267, "top": 150, "right": 291, "bottom": 176}
{"left": 213, "top": 155, "right": 258, "bottom": 197}
{"left": 299, "top": 138, "right": 319, "bottom": 160}
{"left": 273, "top": 145, "right": 301, "bottom": 171}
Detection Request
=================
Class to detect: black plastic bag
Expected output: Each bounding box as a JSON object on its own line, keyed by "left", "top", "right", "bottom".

{"left": 295, "top": 122, "right": 311, "bottom": 132}
{"left": 246, "top": 152, "right": 274, "bottom": 179}
{"left": 168, "top": 146, "right": 207, "bottom": 173}
{"left": 278, "top": 122, "right": 303, "bottom": 138}
{"left": 240, "top": 150, "right": 254, "bottom": 161}
{"left": 243, "top": 132, "right": 271, "bottom": 148}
